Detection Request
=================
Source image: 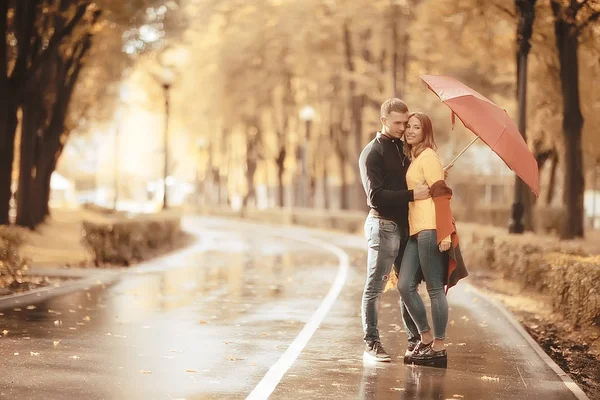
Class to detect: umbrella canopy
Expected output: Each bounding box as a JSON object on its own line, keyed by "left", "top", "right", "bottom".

{"left": 420, "top": 74, "right": 539, "bottom": 197}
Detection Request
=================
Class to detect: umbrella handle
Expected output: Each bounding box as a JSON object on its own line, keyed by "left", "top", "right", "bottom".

{"left": 444, "top": 136, "right": 480, "bottom": 171}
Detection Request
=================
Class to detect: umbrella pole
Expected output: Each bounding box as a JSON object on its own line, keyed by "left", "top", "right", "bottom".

{"left": 444, "top": 136, "right": 480, "bottom": 171}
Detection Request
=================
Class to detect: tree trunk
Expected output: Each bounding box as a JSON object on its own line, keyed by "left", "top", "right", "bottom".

{"left": 17, "top": 84, "right": 47, "bottom": 228}
{"left": 339, "top": 152, "right": 349, "bottom": 210}
{"left": 323, "top": 158, "right": 330, "bottom": 210}
{"left": 243, "top": 159, "right": 257, "bottom": 208}
{"left": 546, "top": 152, "right": 559, "bottom": 205}
{"left": 509, "top": 0, "right": 537, "bottom": 234}
{"left": 276, "top": 146, "right": 286, "bottom": 207}
{"left": 16, "top": 111, "right": 35, "bottom": 229}
{"left": 0, "top": 98, "right": 19, "bottom": 225}
{"left": 552, "top": 2, "right": 585, "bottom": 239}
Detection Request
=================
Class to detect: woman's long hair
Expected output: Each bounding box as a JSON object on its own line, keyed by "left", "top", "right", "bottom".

{"left": 403, "top": 112, "right": 437, "bottom": 160}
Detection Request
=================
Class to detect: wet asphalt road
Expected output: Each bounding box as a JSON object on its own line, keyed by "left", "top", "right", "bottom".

{"left": 0, "top": 217, "right": 583, "bottom": 400}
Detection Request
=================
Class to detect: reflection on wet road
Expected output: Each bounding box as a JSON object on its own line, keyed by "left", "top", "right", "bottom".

{"left": 0, "top": 217, "right": 583, "bottom": 399}
{"left": 0, "top": 219, "right": 340, "bottom": 399}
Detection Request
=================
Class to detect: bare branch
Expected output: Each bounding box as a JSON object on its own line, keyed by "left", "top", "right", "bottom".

{"left": 28, "top": 2, "right": 92, "bottom": 79}
{"left": 495, "top": 3, "right": 516, "bottom": 19}
{"left": 578, "top": 9, "right": 600, "bottom": 33}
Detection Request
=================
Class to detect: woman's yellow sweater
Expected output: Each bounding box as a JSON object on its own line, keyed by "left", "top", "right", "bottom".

{"left": 406, "top": 147, "right": 450, "bottom": 242}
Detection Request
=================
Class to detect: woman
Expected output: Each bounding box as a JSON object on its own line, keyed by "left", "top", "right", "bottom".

{"left": 397, "top": 112, "right": 467, "bottom": 367}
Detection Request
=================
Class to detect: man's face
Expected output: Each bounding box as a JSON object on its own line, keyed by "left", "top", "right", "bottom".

{"left": 381, "top": 111, "right": 409, "bottom": 139}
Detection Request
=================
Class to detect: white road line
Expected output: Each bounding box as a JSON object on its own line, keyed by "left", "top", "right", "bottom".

{"left": 246, "top": 232, "right": 350, "bottom": 400}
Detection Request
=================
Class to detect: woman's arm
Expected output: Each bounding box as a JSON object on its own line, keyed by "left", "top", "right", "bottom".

{"left": 422, "top": 150, "right": 452, "bottom": 247}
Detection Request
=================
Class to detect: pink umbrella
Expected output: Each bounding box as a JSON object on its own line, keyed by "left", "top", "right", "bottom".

{"left": 420, "top": 74, "right": 539, "bottom": 197}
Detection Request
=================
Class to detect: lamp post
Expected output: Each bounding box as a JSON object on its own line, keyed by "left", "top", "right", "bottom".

{"left": 299, "top": 105, "right": 316, "bottom": 208}
{"left": 159, "top": 66, "right": 175, "bottom": 210}
{"left": 509, "top": 0, "right": 536, "bottom": 234}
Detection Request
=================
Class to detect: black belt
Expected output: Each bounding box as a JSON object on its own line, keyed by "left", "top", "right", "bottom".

{"left": 368, "top": 209, "right": 395, "bottom": 222}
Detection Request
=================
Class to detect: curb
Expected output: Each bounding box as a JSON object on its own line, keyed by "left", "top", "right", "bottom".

{"left": 0, "top": 270, "right": 119, "bottom": 311}
{"left": 460, "top": 284, "right": 589, "bottom": 400}
{"left": 0, "top": 235, "right": 203, "bottom": 311}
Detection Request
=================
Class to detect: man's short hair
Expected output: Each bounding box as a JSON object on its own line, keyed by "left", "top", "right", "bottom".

{"left": 380, "top": 98, "right": 409, "bottom": 118}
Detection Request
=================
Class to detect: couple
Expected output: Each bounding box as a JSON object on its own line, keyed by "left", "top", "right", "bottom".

{"left": 358, "top": 98, "right": 468, "bottom": 367}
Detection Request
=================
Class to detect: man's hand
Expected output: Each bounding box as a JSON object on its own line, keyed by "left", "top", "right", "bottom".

{"left": 439, "top": 241, "right": 451, "bottom": 252}
{"left": 413, "top": 184, "right": 430, "bottom": 201}
{"left": 443, "top": 164, "right": 452, "bottom": 180}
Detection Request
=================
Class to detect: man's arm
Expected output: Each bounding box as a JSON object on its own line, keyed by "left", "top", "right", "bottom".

{"left": 363, "top": 150, "right": 414, "bottom": 207}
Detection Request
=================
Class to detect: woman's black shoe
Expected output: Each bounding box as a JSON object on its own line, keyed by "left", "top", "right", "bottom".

{"left": 404, "top": 340, "right": 432, "bottom": 364}
{"left": 411, "top": 346, "right": 448, "bottom": 368}
{"left": 402, "top": 340, "right": 420, "bottom": 363}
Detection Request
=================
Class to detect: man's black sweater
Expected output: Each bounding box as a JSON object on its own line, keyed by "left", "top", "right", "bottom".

{"left": 358, "top": 132, "right": 414, "bottom": 225}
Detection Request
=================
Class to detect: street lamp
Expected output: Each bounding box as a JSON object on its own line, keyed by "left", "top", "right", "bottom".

{"left": 158, "top": 66, "right": 175, "bottom": 210}
{"left": 299, "top": 105, "right": 316, "bottom": 208}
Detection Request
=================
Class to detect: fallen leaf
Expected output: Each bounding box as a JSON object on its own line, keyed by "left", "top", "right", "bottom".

{"left": 83, "top": 316, "right": 91, "bottom": 322}
{"left": 54, "top": 340, "right": 61, "bottom": 347}
{"left": 481, "top": 376, "right": 500, "bottom": 382}
{"left": 26, "top": 305, "right": 36, "bottom": 310}
{"left": 449, "top": 320, "right": 455, "bottom": 326}
{"left": 30, "top": 352, "right": 40, "bottom": 356}
{"left": 2, "top": 330, "right": 8, "bottom": 336}
{"left": 199, "top": 320, "right": 208, "bottom": 325}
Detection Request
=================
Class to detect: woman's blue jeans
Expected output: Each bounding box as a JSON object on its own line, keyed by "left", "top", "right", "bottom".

{"left": 398, "top": 229, "right": 449, "bottom": 340}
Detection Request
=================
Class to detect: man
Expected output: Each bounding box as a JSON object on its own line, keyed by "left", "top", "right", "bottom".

{"left": 358, "top": 98, "right": 430, "bottom": 362}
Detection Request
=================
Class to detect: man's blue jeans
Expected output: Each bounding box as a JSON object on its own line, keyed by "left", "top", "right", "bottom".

{"left": 398, "top": 229, "right": 449, "bottom": 340}
{"left": 362, "top": 215, "right": 420, "bottom": 343}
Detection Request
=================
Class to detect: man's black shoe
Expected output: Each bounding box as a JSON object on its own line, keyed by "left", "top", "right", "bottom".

{"left": 363, "top": 341, "right": 391, "bottom": 362}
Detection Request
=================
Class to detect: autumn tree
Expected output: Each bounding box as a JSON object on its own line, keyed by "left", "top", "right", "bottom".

{"left": 550, "top": 0, "right": 600, "bottom": 239}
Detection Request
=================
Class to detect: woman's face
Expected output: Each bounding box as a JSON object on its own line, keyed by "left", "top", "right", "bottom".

{"left": 405, "top": 116, "right": 424, "bottom": 146}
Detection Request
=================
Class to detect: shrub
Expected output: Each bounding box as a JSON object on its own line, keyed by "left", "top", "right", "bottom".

{"left": 81, "top": 211, "right": 183, "bottom": 266}
{"left": 0, "top": 226, "right": 29, "bottom": 284}
{"left": 459, "top": 223, "right": 600, "bottom": 328}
